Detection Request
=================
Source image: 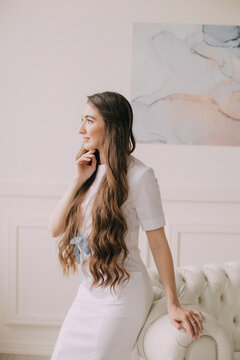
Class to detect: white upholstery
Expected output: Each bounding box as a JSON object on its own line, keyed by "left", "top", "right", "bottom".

{"left": 137, "top": 260, "right": 240, "bottom": 360}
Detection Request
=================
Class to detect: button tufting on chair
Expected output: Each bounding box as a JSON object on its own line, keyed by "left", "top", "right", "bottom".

{"left": 137, "top": 260, "right": 240, "bottom": 360}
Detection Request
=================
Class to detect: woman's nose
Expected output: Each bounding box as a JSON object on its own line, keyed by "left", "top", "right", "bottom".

{"left": 79, "top": 122, "right": 86, "bottom": 134}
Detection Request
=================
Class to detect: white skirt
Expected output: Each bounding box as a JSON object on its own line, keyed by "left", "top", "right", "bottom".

{"left": 51, "top": 268, "right": 153, "bottom": 360}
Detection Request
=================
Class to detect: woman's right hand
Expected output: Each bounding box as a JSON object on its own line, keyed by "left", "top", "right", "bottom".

{"left": 73, "top": 149, "right": 97, "bottom": 183}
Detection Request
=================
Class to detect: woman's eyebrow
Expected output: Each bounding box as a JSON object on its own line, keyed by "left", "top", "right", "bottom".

{"left": 81, "top": 115, "right": 96, "bottom": 119}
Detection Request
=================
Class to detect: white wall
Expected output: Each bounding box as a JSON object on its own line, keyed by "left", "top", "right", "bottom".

{"left": 1, "top": 0, "right": 240, "bottom": 356}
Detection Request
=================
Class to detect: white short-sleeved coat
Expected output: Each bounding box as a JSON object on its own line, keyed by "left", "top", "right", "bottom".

{"left": 51, "top": 155, "right": 166, "bottom": 360}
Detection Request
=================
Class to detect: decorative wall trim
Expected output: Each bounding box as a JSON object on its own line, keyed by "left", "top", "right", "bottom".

{"left": 3, "top": 216, "right": 63, "bottom": 327}
{"left": 163, "top": 186, "right": 240, "bottom": 203}
{"left": 170, "top": 223, "right": 240, "bottom": 266}
{"left": 0, "top": 340, "right": 53, "bottom": 356}
{"left": 1, "top": 182, "right": 240, "bottom": 202}
{"left": 1, "top": 182, "right": 240, "bottom": 331}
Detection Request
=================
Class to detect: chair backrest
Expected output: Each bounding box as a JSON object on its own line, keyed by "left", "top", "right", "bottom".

{"left": 149, "top": 260, "right": 240, "bottom": 352}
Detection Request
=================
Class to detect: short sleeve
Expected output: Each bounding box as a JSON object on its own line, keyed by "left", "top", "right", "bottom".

{"left": 132, "top": 167, "right": 166, "bottom": 231}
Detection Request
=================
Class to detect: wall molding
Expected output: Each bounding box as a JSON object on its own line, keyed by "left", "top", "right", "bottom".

{"left": 1, "top": 181, "right": 240, "bottom": 202}
{"left": 3, "top": 216, "right": 63, "bottom": 327}
{"left": 170, "top": 223, "right": 240, "bottom": 266}
{"left": 0, "top": 340, "right": 53, "bottom": 356}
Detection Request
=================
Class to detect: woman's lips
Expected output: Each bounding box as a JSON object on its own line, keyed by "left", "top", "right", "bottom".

{"left": 83, "top": 137, "right": 90, "bottom": 141}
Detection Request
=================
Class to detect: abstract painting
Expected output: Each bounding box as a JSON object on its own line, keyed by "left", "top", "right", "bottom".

{"left": 131, "top": 23, "right": 240, "bottom": 146}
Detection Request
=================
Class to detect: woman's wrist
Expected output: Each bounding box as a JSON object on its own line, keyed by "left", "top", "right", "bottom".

{"left": 167, "top": 298, "right": 181, "bottom": 311}
{"left": 168, "top": 302, "right": 181, "bottom": 310}
{"left": 71, "top": 176, "right": 84, "bottom": 185}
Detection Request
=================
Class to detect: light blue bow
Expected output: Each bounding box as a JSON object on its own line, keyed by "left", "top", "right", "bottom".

{"left": 70, "top": 233, "right": 91, "bottom": 264}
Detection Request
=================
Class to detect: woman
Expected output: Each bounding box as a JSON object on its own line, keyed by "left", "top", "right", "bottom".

{"left": 49, "top": 91, "right": 205, "bottom": 360}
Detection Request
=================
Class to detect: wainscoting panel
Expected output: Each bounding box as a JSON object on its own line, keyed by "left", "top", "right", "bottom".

{"left": 147, "top": 186, "right": 240, "bottom": 269}
{"left": 0, "top": 182, "right": 80, "bottom": 356}
{"left": 0, "top": 182, "right": 240, "bottom": 356}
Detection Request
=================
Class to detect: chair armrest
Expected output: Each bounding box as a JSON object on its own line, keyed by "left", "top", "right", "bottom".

{"left": 137, "top": 300, "right": 234, "bottom": 360}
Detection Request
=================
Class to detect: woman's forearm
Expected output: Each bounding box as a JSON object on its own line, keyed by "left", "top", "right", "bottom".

{"left": 147, "top": 228, "right": 180, "bottom": 310}
{"left": 48, "top": 177, "right": 84, "bottom": 237}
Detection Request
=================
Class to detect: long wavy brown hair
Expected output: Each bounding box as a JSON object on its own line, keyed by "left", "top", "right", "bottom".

{"left": 56, "top": 91, "right": 136, "bottom": 295}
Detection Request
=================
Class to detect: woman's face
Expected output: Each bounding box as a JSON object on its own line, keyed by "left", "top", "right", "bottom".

{"left": 79, "top": 102, "right": 105, "bottom": 151}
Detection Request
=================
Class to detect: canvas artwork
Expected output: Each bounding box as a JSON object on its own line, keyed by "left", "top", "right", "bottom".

{"left": 131, "top": 23, "right": 240, "bottom": 146}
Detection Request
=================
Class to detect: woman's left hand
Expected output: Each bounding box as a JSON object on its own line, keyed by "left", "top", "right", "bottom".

{"left": 168, "top": 305, "right": 205, "bottom": 340}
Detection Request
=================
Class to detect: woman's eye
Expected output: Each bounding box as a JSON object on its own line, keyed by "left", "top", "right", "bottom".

{"left": 81, "top": 118, "right": 92, "bottom": 123}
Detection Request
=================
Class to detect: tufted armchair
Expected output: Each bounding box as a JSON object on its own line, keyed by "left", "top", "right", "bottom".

{"left": 137, "top": 260, "right": 240, "bottom": 360}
